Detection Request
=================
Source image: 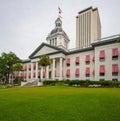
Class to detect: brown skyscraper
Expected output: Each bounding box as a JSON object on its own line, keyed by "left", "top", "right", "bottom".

{"left": 76, "top": 7, "right": 101, "bottom": 48}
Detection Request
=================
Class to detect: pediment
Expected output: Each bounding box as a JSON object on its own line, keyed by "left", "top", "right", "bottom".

{"left": 29, "top": 43, "right": 62, "bottom": 58}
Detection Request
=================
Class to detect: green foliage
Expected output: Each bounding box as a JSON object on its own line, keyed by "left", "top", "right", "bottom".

{"left": 38, "top": 55, "right": 51, "bottom": 79}
{"left": 43, "top": 80, "right": 120, "bottom": 87}
{"left": 13, "top": 63, "right": 23, "bottom": 72}
{"left": 116, "top": 37, "right": 120, "bottom": 43}
{"left": 38, "top": 55, "right": 51, "bottom": 67}
{"left": 0, "top": 52, "right": 21, "bottom": 83}
{"left": 0, "top": 87, "right": 120, "bottom": 121}
{"left": 13, "top": 77, "right": 23, "bottom": 85}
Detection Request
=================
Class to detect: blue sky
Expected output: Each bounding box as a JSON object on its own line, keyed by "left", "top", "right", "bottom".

{"left": 0, "top": 0, "right": 120, "bottom": 59}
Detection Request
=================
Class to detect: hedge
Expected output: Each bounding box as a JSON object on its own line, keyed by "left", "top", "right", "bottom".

{"left": 43, "top": 80, "right": 120, "bottom": 87}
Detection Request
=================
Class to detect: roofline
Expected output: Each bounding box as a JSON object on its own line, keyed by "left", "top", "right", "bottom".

{"left": 67, "top": 47, "right": 94, "bottom": 55}
{"left": 22, "top": 59, "right": 31, "bottom": 63}
{"left": 78, "top": 6, "right": 93, "bottom": 14}
{"left": 29, "top": 42, "right": 66, "bottom": 59}
{"left": 30, "top": 50, "right": 67, "bottom": 59}
{"left": 92, "top": 34, "right": 120, "bottom": 47}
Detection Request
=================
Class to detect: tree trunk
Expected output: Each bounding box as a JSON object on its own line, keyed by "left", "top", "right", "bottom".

{"left": 6, "top": 73, "right": 9, "bottom": 84}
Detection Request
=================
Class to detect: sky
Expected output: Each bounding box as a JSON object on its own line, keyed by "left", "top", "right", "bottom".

{"left": 0, "top": 0, "right": 120, "bottom": 59}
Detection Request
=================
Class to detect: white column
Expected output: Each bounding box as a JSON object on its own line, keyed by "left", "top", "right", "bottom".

{"left": 52, "top": 58, "right": 55, "bottom": 80}
{"left": 36, "top": 62, "right": 38, "bottom": 79}
{"left": 46, "top": 66, "right": 49, "bottom": 79}
{"left": 59, "top": 57, "right": 63, "bottom": 80}
{"left": 41, "top": 67, "right": 43, "bottom": 80}
{"left": 31, "top": 63, "right": 33, "bottom": 79}
{"left": 26, "top": 64, "right": 29, "bottom": 80}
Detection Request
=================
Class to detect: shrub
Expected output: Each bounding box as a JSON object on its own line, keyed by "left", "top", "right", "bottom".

{"left": 42, "top": 80, "right": 120, "bottom": 87}
{"left": 13, "top": 77, "right": 24, "bottom": 85}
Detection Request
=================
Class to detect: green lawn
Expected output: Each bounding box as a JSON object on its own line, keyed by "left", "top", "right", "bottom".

{"left": 0, "top": 86, "right": 120, "bottom": 121}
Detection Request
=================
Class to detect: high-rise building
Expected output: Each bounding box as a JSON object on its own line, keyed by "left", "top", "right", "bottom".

{"left": 76, "top": 6, "right": 101, "bottom": 48}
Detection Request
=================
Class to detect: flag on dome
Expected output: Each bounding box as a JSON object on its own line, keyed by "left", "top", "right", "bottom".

{"left": 58, "top": 7, "right": 62, "bottom": 14}
{"left": 58, "top": 6, "right": 62, "bottom": 18}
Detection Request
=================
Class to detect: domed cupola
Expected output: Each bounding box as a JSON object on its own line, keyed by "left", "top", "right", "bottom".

{"left": 46, "top": 17, "right": 70, "bottom": 50}
{"left": 55, "top": 17, "right": 62, "bottom": 28}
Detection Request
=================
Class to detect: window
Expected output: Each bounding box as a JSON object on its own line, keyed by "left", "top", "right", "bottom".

{"left": 33, "top": 72, "right": 36, "bottom": 78}
{"left": 66, "top": 58, "right": 70, "bottom": 66}
{"left": 99, "top": 50, "right": 105, "bottom": 61}
{"left": 112, "top": 64, "right": 118, "bottom": 76}
{"left": 66, "top": 69, "right": 70, "bottom": 77}
{"left": 112, "top": 79, "right": 118, "bottom": 81}
{"left": 75, "top": 57, "right": 80, "bottom": 65}
{"left": 100, "top": 65, "right": 105, "bottom": 76}
{"left": 29, "top": 64, "right": 31, "bottom": 70}
{"left": 24, "top": 73, "right": 27, "bottom": 79}
{"left": 85, "top": 55, "right": 90, "bottom": 64}
{"left": 29, "top": 73, "right": 31, "bottom": 79}
{"left": 75, "top": 68, "right": 79, "bottom": 75}
{"left": 38, "top": 72, "right": 40, "bottom": 78}
{"left": 112, "top": 48, "right": 118, "bottom": 60}
{"left": 86, "top": 68, "right": 90, "bottom": 77}
{"left": 66, "top": 69, "right": 70, "bottom": 75}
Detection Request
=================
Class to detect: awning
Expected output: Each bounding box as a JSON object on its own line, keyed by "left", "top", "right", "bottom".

{"left": 112, "top": 48, "right": 118, "bottom": 57}
{"left": 86, "top": 68, "right": 90, "bottom": 74}
{"left": 100, "top": 66, "right": 105, "bottom": 73}
{"left": 112, "top": 64, "right": 118, "bottom": 73}
{"left": 85, "top": 55, "right": 90, "bottom": 62}
{"left": 66, "top": 69, "right": 70, "bottom": 76}
{"left": 66, "top": 58, "right": 70, "bottom": 64}
{"left": 75, "top": 68, "right": 79, "bottom": 75}
{"left": 75, "top": 57, "right": 80, "bottom": 63}
{"left": 99, "top": 50, "right": 105, "bottom": 59}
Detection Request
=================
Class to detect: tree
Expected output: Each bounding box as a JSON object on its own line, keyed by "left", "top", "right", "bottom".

{"left": 0, "top": 52, "right": 21, "bottom": 83}
{"left": 13, "top": 63, "right": 23, "bottom": 72}
{"left": 13, "top": 63, "right": 23, "bottom": 84}
{"left": 38, "top": 55, "right": 51, "bottom": 80}
{"left": 116, "top": 37, "right": 120, "bottom": 43}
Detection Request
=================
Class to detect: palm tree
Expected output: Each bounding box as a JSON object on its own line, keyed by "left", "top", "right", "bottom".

{"left": 38, "top": 55, "right": 51, "bottom": 80}
{"left": 13, "top": 63, "right": 23, "bottom": 84}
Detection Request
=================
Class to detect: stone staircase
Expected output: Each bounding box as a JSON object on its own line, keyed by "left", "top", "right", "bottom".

{"left": 21, "top": 79, "right": 43, "bottom": 86}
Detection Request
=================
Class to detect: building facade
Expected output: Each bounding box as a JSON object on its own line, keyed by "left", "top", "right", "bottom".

{"left": 76, "top": 7, "right": 101, "bottom": 48}
{"left": 9, "top": 7, "right": 120, "bottom": 82}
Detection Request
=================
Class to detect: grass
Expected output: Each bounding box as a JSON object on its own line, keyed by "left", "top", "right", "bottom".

{"left": 0, "top": 86, "right": 120, "bottom": 121}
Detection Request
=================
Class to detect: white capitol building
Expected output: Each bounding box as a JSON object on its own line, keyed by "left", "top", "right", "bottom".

{"left": 10, "top": 7, "right": 120, "bottom": 82}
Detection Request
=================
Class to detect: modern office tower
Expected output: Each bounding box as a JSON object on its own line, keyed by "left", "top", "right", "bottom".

{"left": 76, "top": 6, "right": 101, "bottom": 48}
